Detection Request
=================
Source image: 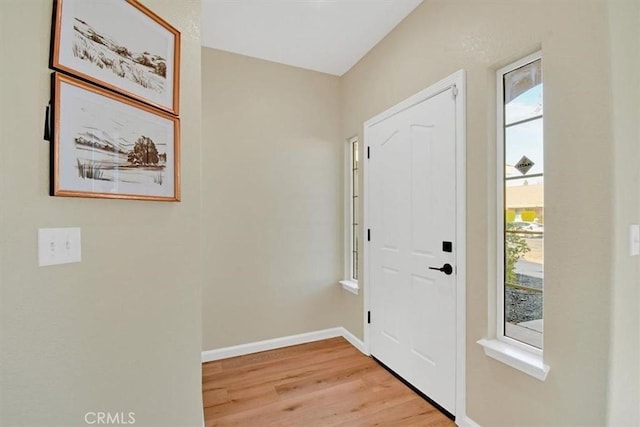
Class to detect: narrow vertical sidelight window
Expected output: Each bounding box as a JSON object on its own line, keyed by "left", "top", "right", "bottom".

{"left": 498, "top": 53, "right": 544, "bottom": 350}
{"left": 350, "top": 137, "right": 359, "bottom": 281}
{"left": 340, "top": 136, "right": 360, "bottom": 294}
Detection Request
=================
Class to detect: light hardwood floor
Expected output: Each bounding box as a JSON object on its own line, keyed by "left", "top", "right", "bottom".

{"left": 202, "top": 337, "right": 456, "bottom": 426}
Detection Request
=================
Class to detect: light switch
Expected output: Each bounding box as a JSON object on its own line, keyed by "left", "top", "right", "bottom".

{"left": 630, "top": 224, "right": 640, "bottom": 257}
{"left": 38, "top": 227, "right": 81, "bottom": 266}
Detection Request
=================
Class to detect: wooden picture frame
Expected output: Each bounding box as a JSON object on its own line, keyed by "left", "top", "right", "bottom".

{"left": 52, "top": 73, "right": 180, "bottom": 201}
{"left": 51, "top": 0, "right": 180, "bottom": 115}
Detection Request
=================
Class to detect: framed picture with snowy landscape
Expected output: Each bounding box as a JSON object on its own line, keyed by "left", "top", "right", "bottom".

{"left": 52, "top": 73, "right": 180, "bottom": 201}
{"left": 51, "top": 0, "right": 180, "bottom": 115}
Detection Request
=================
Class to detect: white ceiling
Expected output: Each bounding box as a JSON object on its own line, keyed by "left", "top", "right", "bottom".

{"left": 201, "top": 0, "right": 424, "bottom": 76}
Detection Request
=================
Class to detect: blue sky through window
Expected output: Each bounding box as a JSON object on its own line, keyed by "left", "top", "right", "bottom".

{"left": 505, "top": 84, "right": 543, "bottom": 181}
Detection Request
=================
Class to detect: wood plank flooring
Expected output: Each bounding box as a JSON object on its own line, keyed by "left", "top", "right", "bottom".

{"left": 202, "top": 337, "right": 456, "bottom": 426}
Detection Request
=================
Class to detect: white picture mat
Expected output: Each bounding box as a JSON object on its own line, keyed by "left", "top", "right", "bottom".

{"left": 57, "top": 80, "right": 176, "bottom": 198}
{"left": 57, "top": 0, "right": 176, "bottom": 112}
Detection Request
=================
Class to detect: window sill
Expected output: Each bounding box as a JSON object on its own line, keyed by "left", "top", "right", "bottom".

{"left": 339, "top": 280, "right": 359, "bottom": 295}
{"left": 477, "top": 338, "right": 549, "bottom": 381}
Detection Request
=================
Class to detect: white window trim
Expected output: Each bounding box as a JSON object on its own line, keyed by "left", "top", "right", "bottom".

{"left": 478, "top": 338, "right": 549, "bottom": 381}
{"left": 478, "top": 50, "right": 549, "bottom": 381}
{"left": 340, "top": 136, "right": 359, "bottom": 295}
{"left": 339, "top": 279, "right": 359, "bottom": 295}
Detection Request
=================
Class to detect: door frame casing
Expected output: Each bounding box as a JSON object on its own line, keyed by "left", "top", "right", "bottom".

{"left": 362, "top": 69, "right": 467, "bottom": 419}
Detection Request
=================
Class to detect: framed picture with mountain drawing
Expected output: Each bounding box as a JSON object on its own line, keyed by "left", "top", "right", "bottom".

{"left": 51, "top": 0, "right": 180, "bottom": 115}
{"left": 52, "top": 73, "right": 180, "bottom": 201}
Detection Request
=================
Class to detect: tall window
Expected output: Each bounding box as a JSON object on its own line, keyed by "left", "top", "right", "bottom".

{"left": 350, "top": 137, "right": 359, "bottom": 281}
{"left": 498, "top": 53, "right": 544, "bottom": 350}
{"left": 340, "top": 137, "right": 359, "bottom": 294}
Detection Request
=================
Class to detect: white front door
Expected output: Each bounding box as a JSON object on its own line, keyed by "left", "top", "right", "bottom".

{"left": 366, "top": 81, "right": 459, "bottom": 415}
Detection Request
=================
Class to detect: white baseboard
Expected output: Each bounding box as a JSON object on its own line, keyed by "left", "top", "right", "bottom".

{"left": 201, "top": 327, "right": 366, "bottom": 363}
{"left": 340, "top": 327, "right": 367, "bottom": 355}
{"left": 456, "top": 415, "right": 481, "bottom": 427}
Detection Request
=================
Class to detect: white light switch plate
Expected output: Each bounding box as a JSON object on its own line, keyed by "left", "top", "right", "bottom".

{"left": 630, "top": 224, "right": 640, "bottom": 257}
{"left": 38, "top": 227, "right": 82, "bottom": 266}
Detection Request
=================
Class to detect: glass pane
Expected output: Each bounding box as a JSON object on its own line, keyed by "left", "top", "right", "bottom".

{"left": 353, "top": 195, "right": 359, "bottom": 226}
{"left": 503, "top": 59, "right": 543, "bottom": 348}
{"left": 505, "top": 118, "right": 543, "bottom": 177}
{"left": 504, "top": 211, "right": 544, "bottom": 349}
{"left": 352, "top": 140, "right": 359, "bottom": 169}
{"left": 352, "top": 228, "right": 359, "bottom": 280}
{"left": 505, "top": 59, "right": 542, "bottom": 125}
{"left": 505, "top": 170, "right": 544, "bottom": 349}
{"left": 504, "top": 227, "right": 544, "bottom": 289}
{"left": 351, "top": 138, "right": 359, "bottom": 281}
{"left": 353, "top": 169, "right": 359, "bottom": 200}
{"left": 504, "top": 272, "right": 543, "bottom": 349}
{"left": 505, "top": 176, "right": 544, "bottom": 223}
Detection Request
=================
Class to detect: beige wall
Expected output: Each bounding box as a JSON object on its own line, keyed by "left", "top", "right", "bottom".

{"left": 341, "top": 0, "right": 618, "bottom": 425}
{"left": 608, "top": 0, "right": 640, "bottom": 425}
{"left": 201, "top": 48, "right": 360, "bottom": 350}
{"left": 0, "top": 1, "right": 203, "bottom": 426}
{"left": 2, "top": 1, "right": 637, "bottom": 426}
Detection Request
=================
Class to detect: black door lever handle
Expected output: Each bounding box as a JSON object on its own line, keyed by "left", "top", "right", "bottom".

{"left": 429, "top": 263, "right": 453, "bottom": 275}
